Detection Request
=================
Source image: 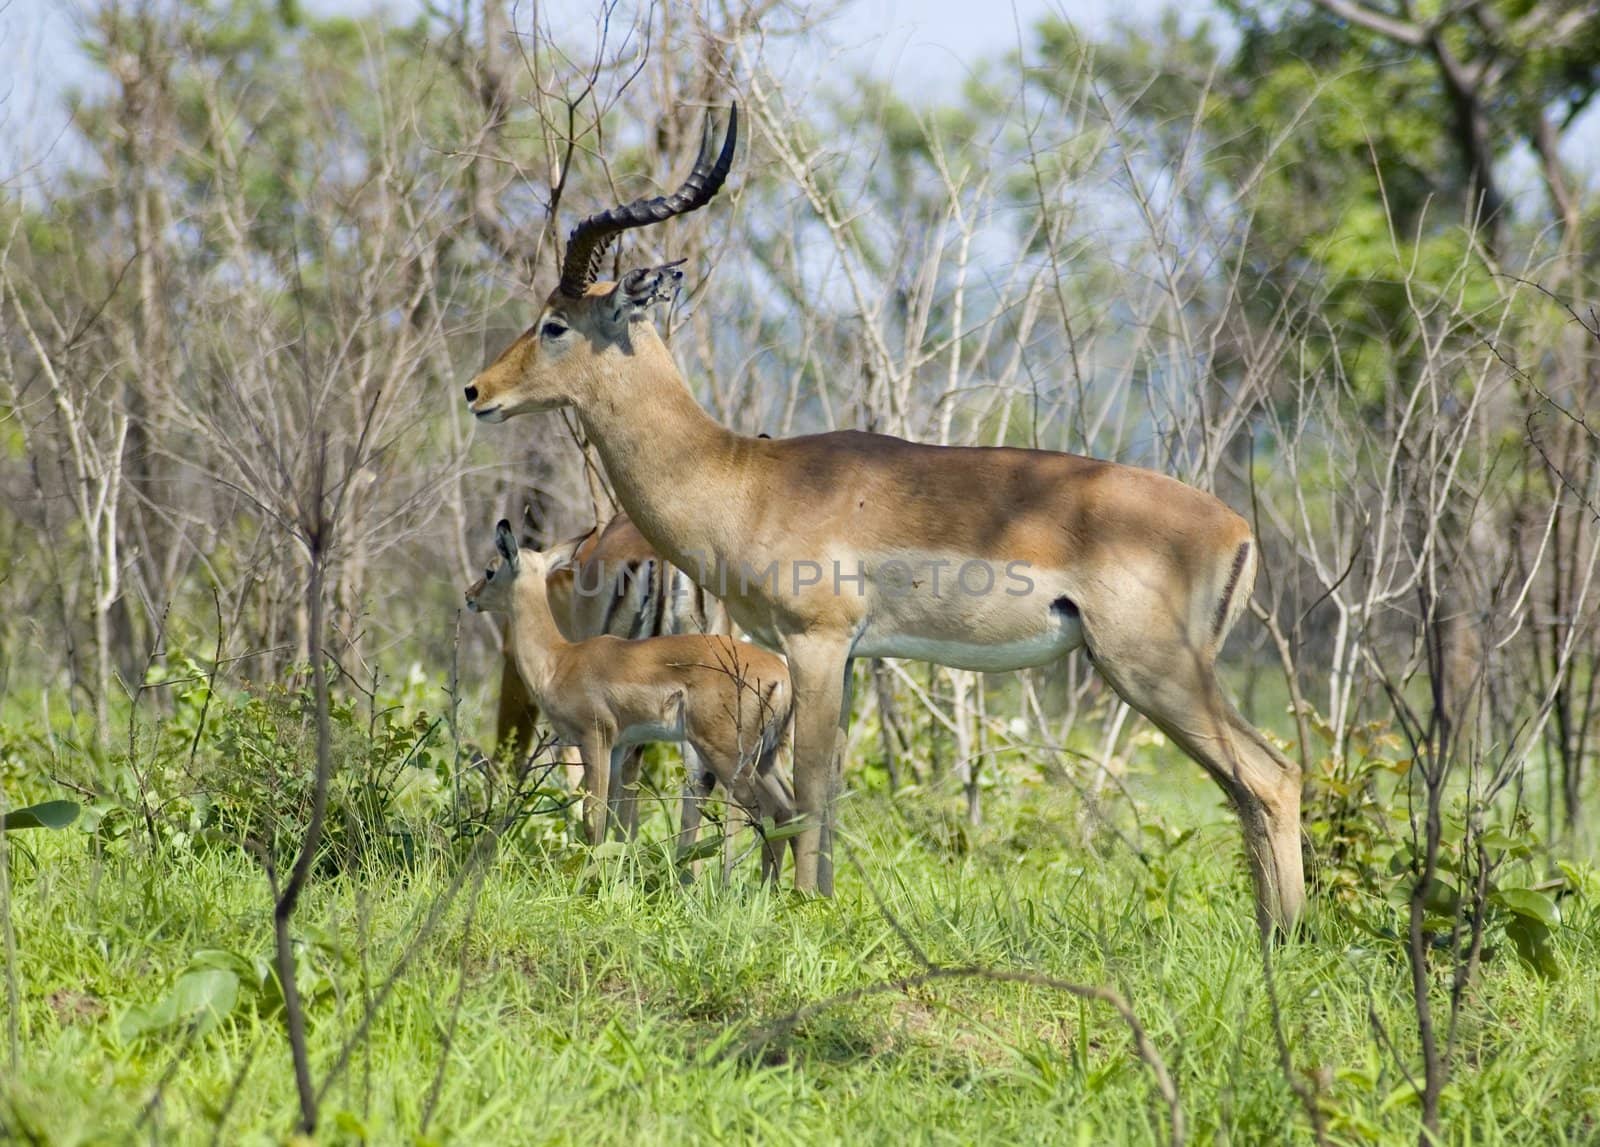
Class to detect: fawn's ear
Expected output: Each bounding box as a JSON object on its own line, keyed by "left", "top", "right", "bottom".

{"left": 543, "top": 534, "right": 586, "bottom": 572}
{"left": 495, "top": 519, "right": 520, "bottom": 570}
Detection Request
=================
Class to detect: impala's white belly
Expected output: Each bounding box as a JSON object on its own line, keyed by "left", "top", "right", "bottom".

{"left": 852, "top": 587, "right": 1084, "bottom": 669}
{"left": 723, "top": 546, "right": 1087, "bottom": 671}
{"left": 851, "top": 626, "right": 1080, "bottom": 671}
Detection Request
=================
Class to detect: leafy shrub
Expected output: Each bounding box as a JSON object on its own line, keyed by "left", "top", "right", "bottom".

{"left": 19, "top": 654, "right": 577, "bottom": 876}
{"left": 1302, "top": 714, "right": 1580, "bottom": 977}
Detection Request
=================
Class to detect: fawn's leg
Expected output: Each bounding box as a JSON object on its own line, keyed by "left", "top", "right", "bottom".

{"left": 577, "top": 731, "right": 614, "bottom": 846}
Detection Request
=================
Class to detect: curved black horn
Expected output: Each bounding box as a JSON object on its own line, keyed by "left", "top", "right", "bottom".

{"left": 556, "top": 103, "right": 739, "bottom": 299}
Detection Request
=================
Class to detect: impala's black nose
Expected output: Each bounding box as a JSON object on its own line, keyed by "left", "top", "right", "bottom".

{"left": 464, "top": 385, "right": 478, "bottom": 402}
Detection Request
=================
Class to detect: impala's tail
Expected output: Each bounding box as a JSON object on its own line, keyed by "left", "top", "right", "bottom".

{"left": 1210, "top": 537, "right": 1257, "bottom": 650}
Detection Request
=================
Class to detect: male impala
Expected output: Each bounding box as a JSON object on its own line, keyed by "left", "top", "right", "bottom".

{"left": 465, "top": 108, "right": 1305, "bottom": 929}
{"left": 497, "top": 511, "right": 731, "bottom": 844}
{"left": 467, "top": 520, "right": 798, "bottom": 879}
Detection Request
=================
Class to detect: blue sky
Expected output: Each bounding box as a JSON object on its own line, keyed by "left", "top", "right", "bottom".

{"left": 801, "top": 0, "right": 1177, "bottom": 92}
{"left": 0, "top": 0, "right": 1174, "bottom": 177}
{"left": 2, "top": 0, "right": 1590, "bottom": 198}
{"left": 0, "top": 0, "right": 1165, "bottom": 99}
{"left": 0, "top": 0, "right": 1177, "bottom": 187}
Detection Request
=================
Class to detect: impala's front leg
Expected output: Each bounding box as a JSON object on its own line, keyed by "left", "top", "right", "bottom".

{"left": 577, "top": 731, "right": 614, "bottom": 846}
{"left": 786, "top": 637, "right": 853, "bottom": 896}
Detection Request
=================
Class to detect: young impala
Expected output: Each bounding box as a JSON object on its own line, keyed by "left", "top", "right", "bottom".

{"left": 466, "top": 520, "right": 798, "bottom": 880}
{"left": 465, "top": 107, "right": 1306, "bottom": 930}
{"left": 497, "top": 511, "right": 733, "bottom": 846}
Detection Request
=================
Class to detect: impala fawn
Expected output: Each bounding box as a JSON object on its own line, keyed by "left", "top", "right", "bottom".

{"left": 466, "top": 520, "right": 797, "bottom": 880}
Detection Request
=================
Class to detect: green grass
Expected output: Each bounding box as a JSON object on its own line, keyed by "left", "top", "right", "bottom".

{"left": 4, "top": 718, "right": 1600, "bottom": 1144}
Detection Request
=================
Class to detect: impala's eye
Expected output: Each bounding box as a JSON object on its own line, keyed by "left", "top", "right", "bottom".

{"left": 541, "top": 320, "right": 568, "bottom": 340}
{"left": 485, "top": 567, "right": 494, "bottom": 580}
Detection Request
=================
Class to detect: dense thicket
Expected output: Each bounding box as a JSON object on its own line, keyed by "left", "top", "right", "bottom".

{"left": 4, "top": 0, "right": 1593, "bottom": 821}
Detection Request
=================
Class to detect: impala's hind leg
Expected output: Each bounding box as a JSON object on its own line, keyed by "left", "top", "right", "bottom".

{"left": 614, "top": 745, "right": 644, "bottom": 840}
{"left": 677, "top": 745, "right": 712, "bottom": 855}
{"left": 725, "top": 801, "right": 754, "bottom": 887}
{"left": 1093, "top": 647, "right": 1304, "bottom": 932}
{"left": 689, "top": 746, "right": 747, "bottom": 885}
{"left": 676, "top": 753, "right": 718, "bottom": 881}
{"left": 751, "top": 739, "right": 798, "bottom": 885}
{"left": 719, "top": 775, "right": 782, "bottom": 885}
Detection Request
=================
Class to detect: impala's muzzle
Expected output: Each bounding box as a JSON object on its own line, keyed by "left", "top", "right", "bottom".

{"left": 464, "top": 381, "right": 505, "bottom": 422}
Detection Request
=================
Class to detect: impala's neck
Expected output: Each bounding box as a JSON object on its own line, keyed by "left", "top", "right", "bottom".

{"left": 507, "top": 573, "right": 569, "bottom": 696}
{"left": 576, "top": 331, "right": 746, "bottom": 568}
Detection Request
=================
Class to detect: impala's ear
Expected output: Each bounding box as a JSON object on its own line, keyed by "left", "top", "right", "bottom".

{"left": 610, "top": 259, "right": 686, "bottom": 323}
{"left": 495, "top": 519, "right": 520, "bottom": 570}
{"left": 543, "top": 534, "right": 585, "bottom": 572}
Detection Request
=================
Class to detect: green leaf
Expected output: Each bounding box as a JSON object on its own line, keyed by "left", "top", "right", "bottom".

{"left": 1478, "top": 827, "right": 1532, "bottom": 859}
{"left": 171, "top": 968, "right": 240, "bottom": 1035}
{"left": 1379, "top": 1082, "right": 1421, "bottom": 1113}
{"left": 758, "top": 819, "right": 810, "bottom": 843}
{"left": 94, "top": 806, "right": 134, "bottom": 841}
{"left": 1491, "top": 887, "right": 1560, "bottom": 930}
{"left": 188, "top": 948, "right": 265, "bottom": 988}
{"left": 119, "top": 997, "right": 178, "bottom": 1041}
{"left": 676, "top": 834, "right": 727, "bottom": 865}
{"left": 1420, "top": 877, "right": 1460, "bottom": 917}
{"left": 1557, "top": 861, "right": 1597, "bottom": 899}
{"left": 120, "top": 967, "right": 241, "bottom": 1040}
{"left": 1505, "top": 916, "right": 1563, "bottom": 979}
{"left": 2, "top": 800, "right": 80, "bottom": 831}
